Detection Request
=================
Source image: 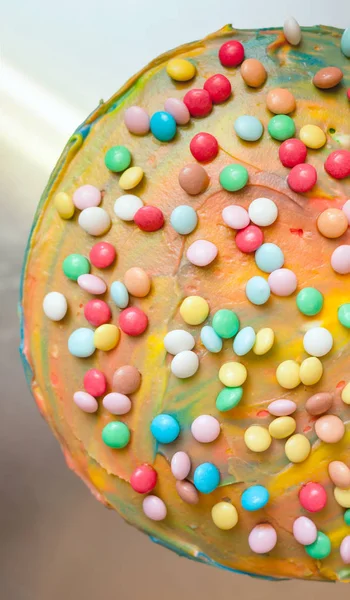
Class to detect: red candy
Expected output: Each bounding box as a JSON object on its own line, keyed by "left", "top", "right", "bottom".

{"left": 299, "top": 482, "right": 327, "bottom": 513}
{"left": 279, "top": 138, "right": 307, "bottom": 168}
{"left": 235, "top": 225, "right": 264, "bottom": 253}
{"left": 130, "top": 464, "right": 157, "bottom": 494}
{"left": 218, "top": 40, "right": 244, "bottom": 67}
{"left": 347, "top": 89, "right": 350, "bottom": 101}
{"left": 203, "top": 74, "right": 232, "bottom": 104}
{"left": 183, "top": 89, "right": 212, "bottom": 118}
{"left": 190, "top": 132, "right": 219, "bottom": 162}
{"left": 119, "top": 306, "right": 148, "bottom": 336}
{"left": 89, "top": 242, "right": 116, "bottom": 268}
{"left": 84, "top": 299, "right": 111, "bottom": 327}
{"left": 134, "top": 206, "right": 164, "bottom": 232}
{"left": 83, "top": 369, "right": 107, "bottom": 397}
{"left": 325, "top": 149, "right": 350, "bottom": 180}
{"left": 287, "top": 163, "right": 317, "bottom": 193}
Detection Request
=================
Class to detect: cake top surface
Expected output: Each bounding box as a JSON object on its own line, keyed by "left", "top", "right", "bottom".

{"left": 20, "top": 23, "right": 350, "bottom": 582}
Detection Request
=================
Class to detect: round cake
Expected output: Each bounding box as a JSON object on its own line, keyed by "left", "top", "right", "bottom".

{"left": 20, "top": 23, "right": 350, "bottom": 582}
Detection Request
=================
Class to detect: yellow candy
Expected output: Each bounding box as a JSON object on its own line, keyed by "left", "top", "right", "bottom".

{"left": 299, "top": 357, "right": 323, "bottom": 385}
{"left": 285, "top": 434, "right": 311, "bottom": 463}
{"left": 299, "top": 124, "right": 326, "bottom": 149}
{"left": 269, "top": 416, "right": 296, "bottom": 439}
{"left": 244, "top": 425, "right": 271, "bottom": 452}
{"left": 94, "top": 324, "right": 120, "bottom": 351}
{"left": 342, "top": 382, "right": 350, "bottom": 405}
{"left": 166, "top": 58, "right": 196, "bottom": 82}
{"left": 276, "top": 360, "right": 300, "bottom": 389}
{"left": 253, "top": 327, "right": 274, "bottom": 355}
{"left": 211, "top": 502, "right": 238, "bottom": 530}
{"left": 219, "top": 362, "right": 247, "bottom": 387}
{"left": 119, "top": 166, "right": 144, "bottom": 190}
{"left": 334, "top": 487, "right": 350, "bottom": 508}
{"left": 54, "top": 192, "right": 75, "bottom": 219}
{"left": 180, "top": 296, "right": 209, "bottom": 325}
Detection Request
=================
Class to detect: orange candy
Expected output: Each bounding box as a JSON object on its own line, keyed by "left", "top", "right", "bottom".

{"left": 266, "top": 88, "right": 296, "bottom": 114}
{"left": 124, "top": 267, "right": 151, "bottom": 297}
{"left": 317, "top": 208, "right": 348, "bottom": 239}
{"left": 328, "top": 461, "right": 350, "bottom": 489}
{"left": 240, "top": 59, "right": 267, "bottom": 88}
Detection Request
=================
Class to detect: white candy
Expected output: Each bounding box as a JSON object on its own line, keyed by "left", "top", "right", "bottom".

{"left": 114, "top": 194, "right": 143, "bottom": 221}
{"left": 303, "top": 327, "right": 333, "bottom": 357}
{"left": 248, "top": 198, "right": 278, "bottom": 226}
{"left": 171, "top": 350, "right": 199, "bottom": 378}
{"left": 78, "top": 207, "right": 111, "bottom": 236}
{"left": 164, "top": 330, "right": 195, "bottom": 355}
{"left": 284, "top": 16, "right": 302, "bottom": 46}
{"left": 43, "top": 291, "right": 68, "bottom": 321}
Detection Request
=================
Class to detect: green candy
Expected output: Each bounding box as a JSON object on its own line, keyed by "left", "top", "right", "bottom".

{"left": 268, "top": 115, "right": 296, "bottom": 141}
{"left": 105, "top": 145, "right": 131, "bottom": 172}
{"left": 62, "top": 254, "right": 90, "bottom": 281}
{"left": 216, "top": 387, "right": 243, "bottom": 412}
{"left": 305, "top": 531, "right": 331, "bottom": 560}
{"left": 344, "top": 509, "right": 350, "bottom": 526}
{"left": 212, "top": 309, "right": 240, "bottom": 338}
{"left": 219, "top": 164, "right": 248, "bottom": 192}
{"left": 102, "top": 422, "right": 130, "bottom": 449}
{"left": 296, "top": 287, "right": 324, "bottom": 316}
{"left": 338, "top": 304, "right": 350, "bottom": 328}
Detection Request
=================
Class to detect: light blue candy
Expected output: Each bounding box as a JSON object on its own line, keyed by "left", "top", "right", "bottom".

{"left": 193, "top": 462, "right": 220, "bottom": 494}
{"left": 233, "top": 326, "right": 256, "bottom": 356}
{"left": 255, "top": 243, "right": 284, "bottom": 273}
{"left": 170, "top": 205, "right": 198, "bottom": 235}
{"left": 111, "top": 281, "right": 129, "bottom": 309}
{"left": 200, "top": 325, "right": 223, "bottom": 353}
{"left": 234, "top": 115, "right": 263, "bottom": 142}
{"left": 150, "top": 111, "right": 177, "bottom": 142}
{"left": 245, "top": 276, "right": 271, "bottom": 305}
{"left": 241, "top": 485, "right": 269, "bottom": 511}
{"left": 68, "top": 328, "right": 95, "bottom": 357}
{"left": 150, "top": 414, "right": 180, "bottom": 444}
{"left": 341, "top": 28, "right": 350, "bottom": 58}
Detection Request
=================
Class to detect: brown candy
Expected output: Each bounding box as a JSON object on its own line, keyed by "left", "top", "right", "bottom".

{"left": 176, "top": 480, "right": 199, "bottom": 505}
{"left": 317, "top": 208, "right": 348, "bottom": 239}
{"left": 266, "top": 88, "right": 296, "bottom": 114}
{"left": 313, "top": 67, "right": 343, "bottom": 89}
{"left": 240, "top": 58, "right": 267, "bottom": 88}
{"left": 112, "top": 365, "right": 141, "bottom": 394}
{"left": 305, "top": 392, "right": 333, "bottom": 416}
{"left": 178, "top": 164, "right": 209, "bottom": 196}
{"left": 328, "top": 461, "right": 350, "bottom": 489}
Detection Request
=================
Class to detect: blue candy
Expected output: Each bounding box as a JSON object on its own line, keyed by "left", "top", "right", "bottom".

{"left": 150, "top": 414, "right": 180, "bottom": 444}
{"left": 170, "top": 205, "right": 198, "bottom": 235}
{"left": 234, "top": 115, "right": 263, "bottom": 142}
{"left": 255, "top": 243, "right": 284, "bottom": 273}
{"left": 341, "top": 28, "right": 350, "bottom": 58}
{"left": 241, "top": 485, "right": 269, "bottom": 511}
{"left": 245, "top": 276, "right": 270, "bottom": 305}
{"left": 233, "top": 326, "right": 256, "bottom": 356}
{"left": 150, "top": 111, "right": 177, "bottom": 142}
{"left": 193, "top": 462, "right": 220, "bottom": 494}
{"left": 111, "top": 281, "right": 129, "bottom": 309}
{"left": 200, "top": 326, "right": 223, "bottom": 353}
{"left": 68, "top": 328, "right": 95, "bottom": 357}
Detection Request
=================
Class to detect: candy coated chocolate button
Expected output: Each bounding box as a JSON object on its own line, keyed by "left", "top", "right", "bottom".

{"left": 313, "top": 67, "right": 343, "bottom": 89}
{"left": 179, "top": 164, "right": 209, "bottom": 195}
{"left": 176, "top": 480, "right": 199, "bottom": 504}
{"left": 328, "top": 461, "right": 350, "bottom": 489}
{"left": 240, "top": 58, "right": 267, "bottom": 87}
{"left": 124, "top": 267, "right": 151, "bottom": 297}
{"left": 112, "top": 365, "right": 141, "bottom": 394}
{"left": 266, "top": 88, "right": 296, "bottom": 114}
{"left": 315, "top": 414, "right": 345, "bottom": 443}
{"left": 325, "top": 150, "right": 350, "bottom": 180}
{"left": 305, "top": 392, "right": 333, "bottom": 416}
{"left": 130, "top": 464, "right": 157, "bottom": 493}
{"left": 317, "top": 208, "right": 348, "bottom": 238}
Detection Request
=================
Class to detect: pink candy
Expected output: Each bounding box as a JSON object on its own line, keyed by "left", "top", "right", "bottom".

{"left": 164, "top": 98, "right": 190, "bottom": 125}
{"left": 267, "top": 399, "right": 297, "bottom": 416}
{"left": 142, "top": 495, "right": 167, "bottom": 521}
{"left": 124, "top": 106, "right": 150, "bottom": 135}
{"left": 222, "top": 205, "right": 250, "bottom": 230}
{"left": 340, "top": 535, "right": 350, "bottom": 564}
{"left": 268, "top": 268, "right": 297, "bottom": 296}
{"left": 73, "top": 184, "right": 101, "bottom": 209}
{"left": 186, "top": 240, "right": 218, "bottom": 267}
{"left": 73, "top": 391, "right": 98, "bottom": 413}
{"left": 191, "top": 415, "right": 220, "bottom": 443}
{"left": 102, "top": 392, "right": 131, "bottom": 415}
{"left": 331, "top": 245, "right": 350, "bottom": 274}
{"left": 77, "top": 274, "right": 107, "bottom": 295}
{"left": 171, "top": 451, "right": 191, "bottom": 480}
{"left": 248, "top": 523, "right": 277, "bottom": 554}
{"left": 293, "top": 516, "right": 317, "bottom": 545}
{"left": 342, "top": 199, "right": 350, "bottom": 225}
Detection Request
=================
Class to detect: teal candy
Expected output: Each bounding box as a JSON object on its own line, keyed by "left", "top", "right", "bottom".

{"left": 111, "top": 281, "right": 129, "bottom": 309}
{"left": 344, "top": 509, "right": 350, "bottom": 526}
{"left": 233, "top": 326, "right": 256, "bottom": 356}
{"left": 268, "top": 115, "right": 296, "bottom": 141}
{"left": 245, "top": 276, "right": 270, "bottom": 305}
{"left": 341, "top": 28, "right": 350, "bottom": 58}
{"left": 241, "top": 485, "right": 269, "bottom": 511}
{"left": 296, "top": 287, "right": 323, "bottom": 316}
{"left": 200, "top": 326, "right": 223, "bottom": 353}
{"left": 102, "top": 422, "right": 130, "bottom": 448}
{"left": 104, "top": 145, "right": 131, "bottom": 172}
{"left": 68, "top": 328, "right": 95, "bottom": 357}
{"left": 234, "top": 115, "right": 263, "bottom": 141}
{"left": 255, "top": 243, "right": 284, "bottom": 273}
{"left": 170, "top": 205, "right": 198, "bottom": 234}
{"left": 216, "top": 387, "right": 243, "bottom": 411}
{"left": 150, "top": 111, "right": 177, "bottom": 142}
{"left": 193, "top": 463, "right": 220, "bottom": 494}
{"left": 212, "top": 309, "right": 240, "bottom": 338}
{"left": 305, "top": 531, "right": 331, "bottom": 560}
{"left": 219, "top": 164, "right": 249, "bottom": 191}
{"left": 338, "top": 303, "right": 350, "bottom": 328}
